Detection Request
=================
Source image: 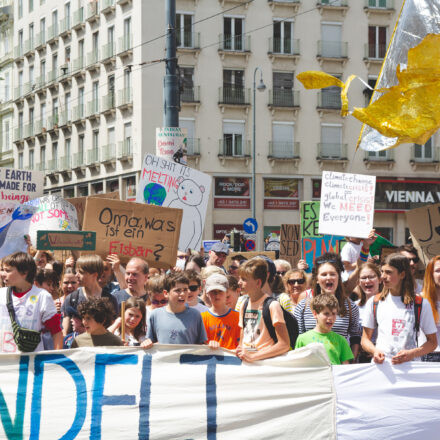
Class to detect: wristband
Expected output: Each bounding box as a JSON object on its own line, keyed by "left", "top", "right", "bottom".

{"left": 359, "top": 248, "right": 368, "bottom": 262}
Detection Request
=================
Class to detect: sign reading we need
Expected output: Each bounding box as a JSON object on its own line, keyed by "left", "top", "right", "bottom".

{"left": 0, "top": 168, "right": 44, "bottom": 204}
{"left": 319, "top": 171, "right": 376, "bottom": 238}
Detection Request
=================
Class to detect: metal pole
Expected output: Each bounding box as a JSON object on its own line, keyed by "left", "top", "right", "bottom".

{"left": 252, "top": 67, "right": 258, "bottom": 221}
{"left": 164, "top": 0, "right": 179, "bottom": 127}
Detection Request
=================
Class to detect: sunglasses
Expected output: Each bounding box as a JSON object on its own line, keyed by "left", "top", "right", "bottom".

{"left": 151, "top": 299, "right": 168, "bottom": 305}
{"left": 229, "top": 265, "right": 239, "bottom": 271}
{"left": 287, "top": 279, "right": 306, "bottom": 285}
{"left": 277, "top": 271, "right": 286, "bottom": 276}
{"left": 188, "top": 285, "right": 200, "bottom": 292}
{"left": 407, "top": 257, "right": 419, "bottom": 264}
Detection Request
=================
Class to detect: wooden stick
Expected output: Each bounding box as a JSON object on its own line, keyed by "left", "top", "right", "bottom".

{"left": 120, "top": 301, "right": 126, "bottom": 342}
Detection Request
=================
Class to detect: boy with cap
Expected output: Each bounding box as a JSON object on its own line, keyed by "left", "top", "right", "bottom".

{"left": 201, "top": 274, "right": 240, "bottom": 350}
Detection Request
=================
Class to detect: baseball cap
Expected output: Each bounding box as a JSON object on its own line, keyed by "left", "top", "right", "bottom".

{"left": 210, "top": 242, "right": 230, "bottom": 255}
{"left": 65, "top": 306, "right": 81, "bottom": 320}
{"left": 205, "top": 273, "right": 229, "bottom": 293}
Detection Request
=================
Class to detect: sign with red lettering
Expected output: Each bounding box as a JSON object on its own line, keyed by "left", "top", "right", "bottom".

{"left": 156, "top": 127, "right": 188, "bottom": 165}
{"left": 214, "top": 198, "right": 250, "bottom": 209}
{"left": 263, "top": 199, "right": 299, "bottom": 210}
{"left": 318, "top": 171, "right": 376, "bottom": 238}
{"left": 82, "top": 198, "right": 182, "bottom": 268}
{"left": 0, "top": 168, "right": 44, "bottom": 204}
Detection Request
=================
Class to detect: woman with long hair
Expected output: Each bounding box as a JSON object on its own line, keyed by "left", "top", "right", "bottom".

{"left": 361, "top": 253, "right": 437, "bottom": 364}
{"left": 293, "top": 252, "right": 361, "bottom": 359}
{"left": 283, "top": 269, "right": 308, "bottom": 309}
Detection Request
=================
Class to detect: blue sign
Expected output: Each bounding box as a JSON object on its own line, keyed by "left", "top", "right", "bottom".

{"left": 245, "top": 239, "right": 256, "bottom": 251}
{"left": 202, "top": 240, "right": 220, "bottom": 252}
{"left": 243, "top": 218, "right": 258, "bottom": 234}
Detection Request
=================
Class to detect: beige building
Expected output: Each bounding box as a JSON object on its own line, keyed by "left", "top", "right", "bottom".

{"left": 12, "top": 0, "right": 439, "bottom": 248}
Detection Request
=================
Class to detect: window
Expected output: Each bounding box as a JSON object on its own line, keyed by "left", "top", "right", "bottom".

{"left": 366, "top": 149, "right": 390, "bottom": 161}
{"left": 223, "top": 17, "right": 244, "bottom": 51}
{"left": 65, "top": 2, "right": 71, "bottom": 28}
{"left": 368, "top": 0, "right": 389, "bottom": 8}
{"left": 108, "top": 127, "right": 115, "bottom": 146}
{"left": 176, "top": 13, "right": 193, "bottom": 48}
{"left": 4, "top": 121, "right": 10, "bottom": 151}
{"left": 272, "top": 122, "right": 294, "bottom": 158}
{"left": 3, "top": 30, "right": 9, "bottom": 53}
{"left": 40, "top": 59, "right": 46, "bottom": 83}
{"left": 93, "top": 130, "right": 99, "bottom": 149}
{"left": 52, "top": 142, "right": 58, "bottom": 163}
{"left": 223, "top": 121, "right": 245, "bottom": 156}
{"left": 52, "top": 98, "right": 58, "bottom": 122}
{"left": 93, "top": 81, "right": 99, "bottom": 104}
{"left": 29, "top": 23, "right": 34, "bottom": 48}
{"left": 273, "top": 72, "right": 294, "bottom": 106}
{"left": 52, "top": 10, "right": 58, "bottom": 35}
{"left": 4, "top": 73, "right": 9, "bottom": 101}
{"left": 65, "top": 46, "right": 70, "bottom": 64}
{"left": 18, "top": 30, "right": 23, "bottom": 52}
{"left": 319, "top": 74, "right": 341, "bottom": 109}
{"left": 18, "top": 0, "right": 23, "bottom": 19}
{"left": 40, "top": 102, "right": 46, "bottom": 124}
{"left": 364, "top": 77, "right": 377, "bottom": 106}
{"left": 180, "top": 67, "right": 195, "bottom": 101}
{"left": 65, "top": 138, "right": 71, "bottom": 159}
{"left": 40, "top": 146, "right": 46, "bottom": 165}
{"left": 78, "top": 39, "right": 84, "bottom": 61}
{"left": 124, "top": 122, "right": 132, "bottom": 152}
{"left": 18, "top": 153, "right": 24, "bottom": 170}
{"left": 124, "top": 17, "right": 131, "bottom": 38}
{"left": 18, "top": 112, "right": 24, "bottom": 135}
{"left": 18, "top": 71, "right": 23, "bottom": 95}
{"left": 180, "top": 119, "right": 195, "bottom": 154}
{"left": 78, "top": 87, "right": 84, "bottom": 115}
{"left": 108, "top": 25, "right": 114, "bottom": 46}
{"left": 52, "top": 53, "right": 58, "bottom": 76}
{"left": 92, "top": 32, "right": 99, "bottom": 58}
{"left": 321, "top": 23, "right": 342, "bottom": 57}
{"left": 320, "top": 124, "right": 343, "bottom": 158}
{"left": 108, "top": 74, "right": 115, "bottom": 104}
{"left": 29, "top": 149, "right": 34, "bottom": 169}
{"left": 65, "top": 92, "right": 71, "bottom": 120}
{"left": 124, "top": 68, "right": 131, "bottom": 91}
{"left": 29, "top": 0, "right": 34, "bottom": 13}
{"left": 273, "top": 20, "right": 293, "bottom": 54}
{"left": 29, "top": 65, "right": 34, "bottom": 86}
{"left": 368, "top": 26, "right": 386, "bottom": 59}
{"left": 222, "top": 69, "right": 244, "bottom": 104}
{"left": 40, "top": 18, "right": 46, "bottom": 43}
{"left": 78, "top": 134, "right": 84, "bottom": 162}
{"left": 414, "top": 137, "right": 434, "bottom": 162}
{"left": 29, "top": 107, "right": 34, "bottom": 131}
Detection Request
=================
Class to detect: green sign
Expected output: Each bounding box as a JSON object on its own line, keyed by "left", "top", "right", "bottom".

{"left": 37, "top": 230, "right": 96, "bottom": 251}
{"left": 300, "top": 201, "right": 321, "bottom": 238}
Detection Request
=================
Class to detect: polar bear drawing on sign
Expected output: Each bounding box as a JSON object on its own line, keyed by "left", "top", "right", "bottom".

{"left": 167, "top": 176, "right": 205, "bottom": 251}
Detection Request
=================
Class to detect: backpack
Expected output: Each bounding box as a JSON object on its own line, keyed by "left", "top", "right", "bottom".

{"left": 242, "top": 297, "right": 299, "bottom": 349}
{"left": 373, "top": 293, "right": 423, "bottom": 332}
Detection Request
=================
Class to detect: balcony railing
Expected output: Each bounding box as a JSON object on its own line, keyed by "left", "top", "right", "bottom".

{"left": 365, "top": 0, "right": 394, "bottom": 9}
{"left": 60, "top": 156, "right": 71, "bottom": 170}
{"left": 318, "top": 0, "right": 348, "bottom": 6}
{"left": 218, "top": 139, "right": 250, "bottom": 157}
{"left": 118, "top": 88, "right": 132, "bottom": 107}
{"left": 60, "top": 17, "right": 71, "bottom": 35}
{"left": 269, "top": 141, "right": 300, "bottom": 158}
{"left": 177, "top": 32, "right": 200, "bottom": 49}
{"left": 34, "top": 119, "right": 45, "bottom": 135}
{"left": 72, "top": 8, "right": 84, "bottom": 28}
{"left": 181, "top": 86, "right": 200, "bottom": 103}
{"left": 317, "top": 143, "right": 348, "bottom": 160}
{"left": 364, "top": 43, "right": 386, "bottom": 59}
{"left": 87, "top": 99, "right": 100, "bottom": 116}
{"left": 86, "top": 1, "right": 99, "bottom": 20}
{"left": 47, "top": 114, "right": 59, "bottom": 130}
{"left": 411, "top": 144, "right": 440, "bottom": 162}
{"left": 118, "top": 35, "right": 133, "bottom": 54}
{"left": 102, "top": 93, "right": 115, "bottom": 112}
{"left": 87, "top": 50, "right": 100, "bottom": 66}
{"left": 268, "top": 37, "right": 300, "bottom": 55}
{"left": 47, "top": 159, "right": 58, "bottom": 171}
{"left": 187, "top": 138, "right": 200, "bottom": 156}
{"left": 14, "top": 86, "right": 22, "bottom": 100}
{"left": 269, "top": 89, "right": 300, "bottom": 107}
{"left": 59, "top": 110, "right": 71, "bottom": 126}
{"left": 47, "top": 70, "right": 57, "bottom": 84}
{"left": 219, "top": 34, "right": 251, "bottom": 52}
{"left": 268, "top": 0, "right": 300, "bottom": 3}
{"left": 24, "top": 39, "right": 34, "bottom": 55}
{"left": 73, "top": 57, "right": 85, "bottom": 71}
{"left": 218, "top": 87, "right": 250, "bottom": 105}
{"left": 317, "top": 89, "right": 341, "bottom": 109}
{"left": 102, "top": 0, "right": 116, "bottom": 12}
{"left": 364, "top": 149, "right": 394, "bottom": 161}
{"left": 317, "top": 40, "right": 348, "bottom": 58}
{"left": 118, "top": 139, "right": 132, "bottom": 159}
{"left": 87, "top": 148, "right": 100, "bottom": 164}
{"left": 14, "top": 45, "right": 23, "bottom": 59}
{"left": 36, "top": 32, "right": 46, "bottom": 48}
{"left": 47, "top": 23, "right": 59, "bottom": 42}
{"left": 24, "top": 123, "right": 34, "bottom": 138}
{"left": 102, "top": 144, "right": 116, "bottom": 162}
{"left": 35, "top": 76, "right": 45, "bottom": 90}
{"left": 102, "top": 42, "right": 116, "bottom": 60}
{"left": 36, "top": 163, "right": 46, "bottom": 172}
{"left": 73, "top": 105, "right": 85, "bottom": 121}
{"left": 73, "top": 152, "right": 85, "bottom": 168}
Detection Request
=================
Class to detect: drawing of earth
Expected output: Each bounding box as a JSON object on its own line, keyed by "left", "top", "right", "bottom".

{"left": 144, "top": 183, "right": 167, "bottom": 206}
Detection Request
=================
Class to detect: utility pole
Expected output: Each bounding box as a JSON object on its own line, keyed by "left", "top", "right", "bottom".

{"left": 164, "top": 0, "right": 179, "bottom": 127}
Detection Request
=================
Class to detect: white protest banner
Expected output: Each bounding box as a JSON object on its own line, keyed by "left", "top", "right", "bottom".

{"left": 0, "top": 202, "right": 37, "bottom": 257}
{"left": 137, "top": 153, "right": 211, "bottom": 251}
{"left": 26, "top": 195, "right": 79, "bottom": 247}
{"left": 0, "top": 168, "right": 44, "bottom": 204}
{"left": 319, "top": 171, "right": 376, "bottom": 238}
{"left": 156, "top": 127, "right": 188, "bottom": 165}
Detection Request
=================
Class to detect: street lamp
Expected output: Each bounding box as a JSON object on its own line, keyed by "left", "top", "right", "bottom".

{"left": 252, "top": 67, "right": 266, "bottom": 247}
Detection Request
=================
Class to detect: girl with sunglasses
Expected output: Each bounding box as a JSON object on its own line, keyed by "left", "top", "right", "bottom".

{"left": 294, "top": 252, "right": 362, "bottom": 360}
{"left": 283, "top": 269, "right": 308, "bottom": 309}
{"left": 146, "top": 275, "right": 168, "bottom": 316}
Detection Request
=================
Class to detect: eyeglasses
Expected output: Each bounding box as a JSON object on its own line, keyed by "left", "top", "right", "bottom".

{"left": 407, "top": 257, "right": 419, "bottom": 264}
{"left": 151, "top": 299, "right": 168, "bottom": 305}
{"left": 360, "top": 275, "right": 378, "bottom": 281}
{"left": 277, "top": 271, "right": 286, "bottom": 276}
{"left": 188, "top": 285, "right": 199, "bottom": 292}
{"left": 287, "top": 279, "right": 306, "bottom": 285}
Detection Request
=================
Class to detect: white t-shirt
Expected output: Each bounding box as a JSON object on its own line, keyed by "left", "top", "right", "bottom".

{"left": 341, "top": 242, "right": 368, "bottom": 281}
{"left": 363, "top": 294, "right": 437, "bottom": 359}
{"left": 0, "top": 285, "right": 57, "bottom": 353}
{"left": 419, "top": 301, "right": 440, "bottom": 352}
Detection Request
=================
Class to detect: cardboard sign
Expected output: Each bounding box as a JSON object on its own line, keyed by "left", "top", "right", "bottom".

{"left": 379, "top": 246, "right": 397, "bottom": 263}
{"left": 301, "top": 201, "right": 321, "bottom": 238}
{"left": 156, "top": 127, "right": 188, "bottom": 165}
{"left": 37, "top": 230, "right": 96, "bottom": 251}
{"left": 26, "top": 195, "right": 79, "bottom": 247}
{"left": 279, "top": 224, "right": 301, "bottom": 268}
{"left": 137, "top": 154, "right": 211, "bottom": 252}
{"left": 67, "top": 191, "right": 120, "bottom": 229}
{"left": 406, "top": 203, "right": 440, "bottom": 265}
{"left": 319, "top": 171, "right": 376, "bottom": 238}
{"left": 224, "top": 251, "right": 276, "bottom": 270}
{"left": 82, "top": 198, "right": 182, "bottom": 268}
{"left": 0, "top": 168, "right": 44, "bottom": 204}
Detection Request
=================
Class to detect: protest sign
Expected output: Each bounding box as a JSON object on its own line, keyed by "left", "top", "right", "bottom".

{"left": 0, "top": 202, "right": 37, "bottom": 258}
{"left": 406, "top": 203, "right": 440, "bottom": 265}
{"left": 0, "top": 168, "right": 44, "bottom": 204}
{"left": 68, "top": 191, "right": 120, "bottom": 229}
{"left": 137, "top": 154, "right": 211, "bottom": 252}
{"left": 318, "top": 171, "right": 376, "bottom": 238}
{"left": 301, "top": 201, "right": 320, "bottom": 238}
{"left": 82, "top": 197, "right": 182, "bottom": 268}
{"left": 279, "top": 224, "right": 301, "bottom": 268}
{"left": 37, "top": 230, "right": 96, "bottom": 251}
{"left": 369, "top": 234, "right": 396, "bottom": 257}
{"left": 156, "top": 127, "right": 188, "bottom": 165}
{"left": 26, "top": 195, "right": 79, "bottom": 247}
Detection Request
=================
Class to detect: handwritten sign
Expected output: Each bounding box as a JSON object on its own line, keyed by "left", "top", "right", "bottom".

{"left": 37, "top": 230, "right": 96, "bottom": 251}
{"left": 279, "top": 224, "right": 301, "bottom": 268}
{"left": 0, "top": 168, "right": 44, "bottom": 204}
{"left": 67, "top": 191, "right": 120, "bottom": 230}
{"left": 82, "top": 197, "right": 182, "bottom": 268}
{"left": 26, "top": 195, "right": 79, "bottom": 247}
{"left": 301, "top": 201, "right": 320, "bottom": 238}
{"left": 137, "top": 154, "right": 211, "bottom": 252}
{"left": 318, "top": 171, "right": 376, "bottom": 238}
{"left": 406, "top": 203, "right": 440, "bottom": 265}
{"left": 156, "top": 127, "right": 188, "bottom": 165}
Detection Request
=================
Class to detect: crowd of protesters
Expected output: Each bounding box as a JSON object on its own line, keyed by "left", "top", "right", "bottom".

{"left": 0, "top": 233, "right": 438, "bottom": 366}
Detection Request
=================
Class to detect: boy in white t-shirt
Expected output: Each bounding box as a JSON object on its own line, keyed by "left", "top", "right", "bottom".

{"left": 0, "top": 252, "right": 62, "bottom": 353}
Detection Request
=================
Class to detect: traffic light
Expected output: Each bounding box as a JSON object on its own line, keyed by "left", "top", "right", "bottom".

{"left": 231, "top": 230, "right": 241, "bottom": 252}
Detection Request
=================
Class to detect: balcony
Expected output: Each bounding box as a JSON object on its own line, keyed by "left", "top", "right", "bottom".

{"left": 24, "top": 39, "right": 35, "bottom": 57}
{"left": 317, "top": 89, "right": 341, "bottom": 112}
{"left": 36, "top": 163, "right": 46, "bottom": 172}
{"left": 35, "top": 33, "right": 46, "bottom": 51}
{"left": 59, "top": 156, "right": 72, "bottom": 176}
{"left": 268, "top": 89, "right": 300, "bottom": 112}
{"left": 60, "top": 17, "right": 71, "bottom": 38}
{"left": 187, "top": 138, "right": 201, "bottom": 157}
{"left": 0, "top": 150, "right": 14, "bottom": 167}
{"left": 268, "top": 37, "right": 300, "bottom": 62}
{"left": 47, "top": 159, "right": 58, "bottom": 174}
{"left": 118, "top": 139, "right": 133, "bottom": 161}
{"left": 102, "top": 42, "right": 116, "bottom": 67}
{"left": 14, "top": 127, "right": 24, "bottom": 144}
{"left": 101, "top": 93, "right": 116, "bottom": 116}
{"left": 218, "top": 34, "right": 251, "bottom": 60}
{"left": 24, "top": 123, "right": 35, "bottom": 140}
{"left": 102, "top": 0, "right": 116, "bottom": 15}
{"left": 14, "top": 45, "right": 24, "bottom": 63}
{"left": 22, "top": 83, "right": 32, "bottom": 97}
{"left": 73, "top": 152, "right": 86, "bottom": 171}
{"left": 177, "top": 32, "right": 201, "bottom": 53}
{"left": 102, "top": 144, "right": 116, "bottom": 165}
{"left": 47, "top": 114, "right": 59, "bottom": 132}
{"left": 181, "top": 86, "right": 200, "bottom": 109}
{"left": 364, "top": 149, "right": 395, "bottom": 170}
{"left": 59, "top": 64, "right": 71, "bottom": 86}
{"left": 73, "top": 105, "right": 86, "bottom": 124}
{"left": 218, "top": 139, "right": 251, "bottom": 164}
{"left": 317, "top": 41, "right": 348, "bottom": 65}
{"left": 86, "top": 50, "right": 100, "bottom": 73}
{"left": 317, "top": 0, "right": 348, "bottom": 15}
{"left": 0, "top": 50, "right": 13, "bottom": 67}
{"left": 118, "top": 88, "right": 133, "bottom": 110}
{"left": 86, "top": 148, "right": 100, "bottom": 167}
{"left": 73, "top": 57, "right": 86, "bottom": 80}
{"left": 317, "top": 142, "right": 348, "bottom": 168}
{"left": 47, "top": 24, "right": 59, "bottom": 45}
{"left": 268, "top": 141, "right": 300, "bottom": 166}
{"left": 218, "top": 87, "right": 250, "bottom": 110}
{"left": 13, "top": 86, "right": 23, "bottom": 103}
{"left": 34, "top": 120, "right": 47, "bottom": 138}
{"left": 72, "top": 8, "right": 85, "bottom": 31}
{"left": 46, "top": 70, "right": 59, "bottom": 91}
{"left": 86, "top": 2, "right": 100, "bottom": 23}
{"left": 364, "top": 0, "right": 394, "bottom": 15}
{"left": 118, "top": 35, "right": 133, "bottom": 58}
{"left": 59, "top": 110, "right": 72, "bottom": 128}
{"left": 363, "top": 43, "right": 386, "bottom": 66}
{"left": 410, "top": 144, "right": 440, "bottom": 171}
{"left": 87, "top": 99, "right": 100, "bottom": 121}
{"left": 35, "top": 76, "right": 46, "bottom": 94}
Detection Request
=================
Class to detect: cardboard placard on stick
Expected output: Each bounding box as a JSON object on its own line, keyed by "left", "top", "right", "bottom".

{"left": 37, "top": 230, "right": 96, "bottom": 251}
{"left": 82, "top": 198, "right": 182, "bottom": 268}
{"left": 279, "top": 224, "right": 301, "bottom": 268}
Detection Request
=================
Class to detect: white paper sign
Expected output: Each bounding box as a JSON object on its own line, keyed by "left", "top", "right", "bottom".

{"left": 137, "top": 154, "right": 211, "bottom": 251}
{"left": 26, "top": 195, "right": 80, "bottom": 246}
{"left": 0, "top": 168, "right": 44, "bottom": 204}
{"left": 318, "top": 171, "right": 376, "bottom": 238}
{"left": 156, "top": 127, "right": 188, "bottom": 165}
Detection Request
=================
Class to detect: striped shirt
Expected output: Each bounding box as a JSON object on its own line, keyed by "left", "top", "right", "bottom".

{"left": 294, "top": 297, "right": 362, "bottom": 342}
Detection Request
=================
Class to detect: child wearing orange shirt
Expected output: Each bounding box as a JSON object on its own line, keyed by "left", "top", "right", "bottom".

{"left": 201, "top": 274, "right": 240, "bottom": 350}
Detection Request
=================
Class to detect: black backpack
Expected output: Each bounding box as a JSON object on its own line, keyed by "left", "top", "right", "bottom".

{"left": 243, "top": 296, "right": 299, "bottom": 349}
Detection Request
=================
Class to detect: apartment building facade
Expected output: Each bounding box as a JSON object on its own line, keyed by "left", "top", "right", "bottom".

{"left": 12, "top": 0, "right": 439, "bottom": 247}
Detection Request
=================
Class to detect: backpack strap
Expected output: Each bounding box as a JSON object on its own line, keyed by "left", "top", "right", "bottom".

{"left": 414, "top": 295, "right": 423, "bottom": 333}
{"left": 372, "top": 293, "right": 381, "bottom": 328}
{"left": 262, "top": 297, "right": 277, "bottom": 344}
{"left": 241, "top": 297, "right": 250, "bottom": 330}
